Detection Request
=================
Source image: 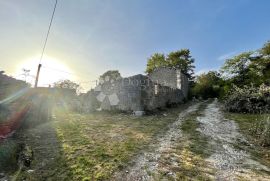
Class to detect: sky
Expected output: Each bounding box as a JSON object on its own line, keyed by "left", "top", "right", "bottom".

{"left": 0, "top": 0, "right": 270, "bottom": 91}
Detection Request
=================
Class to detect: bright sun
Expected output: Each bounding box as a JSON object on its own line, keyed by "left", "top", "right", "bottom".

{"left": 16, "top": 55, "right": 73, "bottom": 87}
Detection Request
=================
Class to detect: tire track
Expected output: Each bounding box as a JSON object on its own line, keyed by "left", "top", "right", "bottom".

{"left": 114, "top": 103, "right": 201, "bottom": 181}
{"left": 197, "top": 100, "right": 270, "bottom": 180}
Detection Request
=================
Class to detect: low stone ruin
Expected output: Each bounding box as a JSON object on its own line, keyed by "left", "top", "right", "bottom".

{"left": 91, "top": 68, "right": 189, "bottom": 113}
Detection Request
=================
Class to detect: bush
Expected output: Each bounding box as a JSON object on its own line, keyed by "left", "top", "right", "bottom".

{"left": 250, "top": 116, "right": 270, "bottom": 147}
{"left": 191, "top": 71, "right": 224, "bottom": 99}
{"left": 225, "top": 84, "right": 270, "bottom": 113}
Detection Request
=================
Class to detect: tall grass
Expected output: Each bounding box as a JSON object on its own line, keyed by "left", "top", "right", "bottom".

{"left": 250, "top": 116, "right": 270, "bottom": 147}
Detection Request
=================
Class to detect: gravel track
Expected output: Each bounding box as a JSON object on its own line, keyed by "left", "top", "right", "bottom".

{"left": 197, "top": 100, "right": 270, "bottom": 180}
{"left": 114, "top": 103, "right": 201, "bottom": 181}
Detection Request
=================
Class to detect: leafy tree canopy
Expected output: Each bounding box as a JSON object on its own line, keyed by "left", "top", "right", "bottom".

{"left": 53, "top": 79, "right": 80, "bottom": 91}
{"left": 100, "top": 70, "right": 122, "bottom": 81}
{"left": 146, "top": 53, "right": 167, "bottom": 74}
{"left": 192, "top": 71, "right": 223, "bottom": 99}
{"left": 261, "top": 41, "right": 270, "bottom": 55}
{"left": 221, "top": 52, "right": 252, "bottom": 76}
{"left": 221, "top": 41, "right": 270, "bottom": 86}
{"left": 146, "top": 49, "right": 195, "bottom": 80}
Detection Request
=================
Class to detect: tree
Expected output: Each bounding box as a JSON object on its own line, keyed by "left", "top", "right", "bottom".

{"left": 53, "top": 79, "right": 80, "bottom": 93}
{"left": 166, "top": 49, "right": 195, "bottom": 80}
{"left": 146, "top": 53, "right": 167, "bottom": 74}
{"left": 259, "top": 41, "right": 270, "bottom": 84}
{"left": 145, "top": 49, "right": 195, "bottom": 81}
{"left": 221, "top": 52, "right": 253, "bottom": 86}
{"left": 261, "top": 41, "right": 270, "bottom": 55}
{"left": 221, "top": 41, "right": 270, "bottom": 86}
{"left": 221, "top": 52, "right": 252, "bottom": 76}
{"left": 192, "top": 71, "right": 223, "bottom": 99}
{"left": 99, "top": 70, "right": 122, "bottom": 82}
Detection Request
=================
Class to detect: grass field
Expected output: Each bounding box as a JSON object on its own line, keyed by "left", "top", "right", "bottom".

{"left": 11, "top": 104, "right": 192, "bottom": 181}
{"left": 3, "top": 101, "right": 269, "bottom": 180}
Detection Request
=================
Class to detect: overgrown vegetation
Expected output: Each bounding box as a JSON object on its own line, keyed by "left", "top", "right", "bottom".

{"left": 99, "top": 70, "right": 122, "bottom": 81}
{"left": 0, "top": 139, "right": 18, "bottom": 172}
{"left": 226, "top": 113, "right": 270, "bottom": 167}
{"left": 191, "top": 71, "right": 224, "bottom": 99}
{"left": 192, "top": 41, "right": 270, "bottom": 113}
{"left": 53, "top": 79, "right": 81, "bottom": 94}
{"left": 224, "top": 84, "right": 270, "bottom": 113}
{"left": 146, "top": 49, "right": 195, "bottom": 81}
{"left": 250, "top": 116, "right": 270, "bottom": 147}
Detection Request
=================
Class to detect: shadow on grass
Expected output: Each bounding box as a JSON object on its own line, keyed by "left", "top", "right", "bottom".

{"left": 0, "top": 93, "right": 75, "bottom": 181}
{"left": 2, "top": 94, "right": 197, "bottom": 180}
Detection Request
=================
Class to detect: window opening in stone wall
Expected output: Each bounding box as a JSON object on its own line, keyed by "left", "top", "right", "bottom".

{"left": 176, "top": 70, "right": 181, "bottom": 89}
{"left": 154, "top": 84, "right": 158, "bottom": 95}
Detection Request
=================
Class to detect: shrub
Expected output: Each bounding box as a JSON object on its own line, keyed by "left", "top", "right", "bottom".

{"left": 191, "top": 71, "right": 224, "bottom": 99}
{"left": 224, "top": 84, "right": 270, "bottom": 113}
{"left": 249, "top": 116, "right": 270, "bottom": 147}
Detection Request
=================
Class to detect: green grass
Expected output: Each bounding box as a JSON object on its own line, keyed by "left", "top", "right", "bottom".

{"left": 175, "top": 103, "right": 214, "bottom": 180}
{"left": 226, "top": 113, "right": 270, "bottom": 168}
{"left": 156, "top": 102, "right": 214, "bottom": 181}
{"left": 0, "top": 105, "right": 10, "bottom": 123}
{"left": 181, "top": 103, "right": 211, "bottom": 158}
{"left": 45, "top": 104, "right": 189, "bottom": 180}
{"left": 0, "top": 139, "right": 18, "bottom": 172}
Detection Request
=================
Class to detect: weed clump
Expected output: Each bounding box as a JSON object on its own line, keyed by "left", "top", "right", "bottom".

{"left": 250, "top": 116, "right": 270, "bottom": 147}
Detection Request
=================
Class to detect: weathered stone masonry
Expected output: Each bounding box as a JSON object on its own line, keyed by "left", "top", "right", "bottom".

{"left": 93, "top": 67, "right": 189, "bottom": 112}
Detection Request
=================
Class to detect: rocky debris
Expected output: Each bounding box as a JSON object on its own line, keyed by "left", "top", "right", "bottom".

{"left": 133, "top": 111, "right": 145, "bottom": 116}
{"left": 17, "top": 143, "right": 34, "bottom": 169}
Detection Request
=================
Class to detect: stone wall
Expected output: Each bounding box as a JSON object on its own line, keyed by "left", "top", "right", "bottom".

{"left": 148, "top": 67, "right": 189, "bottom": 97}
{"left": 148, "top": 67, "right": 178, "bottom": 89}
{"left": 95, "top": 74, "right": 146, "bottom": 111}
{"left": 94, "top": 68, "right": 188, "bottom": 112}
{"left": 143, "top": 84, "right": 184, "bottom": 110}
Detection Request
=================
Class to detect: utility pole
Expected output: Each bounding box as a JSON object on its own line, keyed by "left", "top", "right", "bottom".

{"left": 34, "top": 64, "right": 42, "bottom": 88}
{"left": 34, "top": 0, "right": 58, "bottom": 88}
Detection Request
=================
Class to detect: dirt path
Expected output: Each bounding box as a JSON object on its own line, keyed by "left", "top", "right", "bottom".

{"left": 197, "top": 100, "right": 270, "bottom": 180}
{"left": 115, "top": 100, "right": 270, "bottom": 181}
{"left": 114, "top": 102, "right": 201, "bottom": 180}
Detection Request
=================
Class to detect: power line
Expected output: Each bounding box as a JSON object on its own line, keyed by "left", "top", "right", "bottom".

{"left": 42, "top": 65, "right": 98, "bottom": 79}
{"left": 35, "top": 0, "right": 58, "bottom": 87}
{"left": 42, "top": 65, "right": 75, "bottom": 75}
{"left": 39, "top": 0, "right": 58, "bottom": 64}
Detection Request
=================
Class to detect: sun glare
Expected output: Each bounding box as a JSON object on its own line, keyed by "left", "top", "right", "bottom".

{"left": 16, "top": 55, "right": 73, "bottom": 87}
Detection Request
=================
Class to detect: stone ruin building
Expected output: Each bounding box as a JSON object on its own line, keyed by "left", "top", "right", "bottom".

{"left": 93, "top": 67, "right": 189, "bottom": 113}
